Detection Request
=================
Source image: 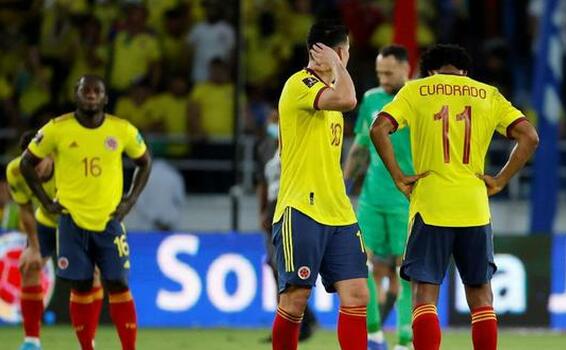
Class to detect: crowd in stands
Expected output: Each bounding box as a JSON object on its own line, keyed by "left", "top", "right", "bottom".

{"left": 0, "top": 0, "right": 549, "bottom": 193}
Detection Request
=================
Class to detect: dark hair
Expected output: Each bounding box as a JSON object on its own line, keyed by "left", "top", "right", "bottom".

{"left": 75, "top": 74, "right": 106, "bottom": 91}
{"left": 379, "top": 45, "right": 409, "bottom": 62}
{"left": 306, "top": 20, "right": 349, "bottom": 50}
{"left": 19, "top": 130, "right": 37, "bottom": 152}
{"left": 420, "top": 44, "right": 472, "bottom": 77}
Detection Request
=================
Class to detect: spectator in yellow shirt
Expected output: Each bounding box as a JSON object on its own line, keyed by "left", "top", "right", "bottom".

{"left": 188, "top": 57, "right": 234, "bottom": 140}
{"left": 114, "top": 81, "right": 155, "bottom": 132}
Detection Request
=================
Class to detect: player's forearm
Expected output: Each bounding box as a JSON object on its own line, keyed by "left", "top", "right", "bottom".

{"left": 20, "top": 204, "right": 40, "bottom": 250}
{"left": 330, "top": 62, "right": 357, "bottom": 110}
{"left": 496, "top": 136, "right": 539, "bottom": 185}
{"left": 125, "top": 155, "right": 152, "bottom": 204}
{"left": 344, "top": 142, "right": 369, "bottom": 181}
{"left": 20, "top": 153, "right": 53, "bottom": 207}
{"left": 370, "top": 120, "right": 404, "bottom": 181}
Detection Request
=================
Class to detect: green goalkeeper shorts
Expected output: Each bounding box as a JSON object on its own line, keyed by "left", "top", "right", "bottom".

{"left": 357, "top": 203, "right": 409, "bottom": 258}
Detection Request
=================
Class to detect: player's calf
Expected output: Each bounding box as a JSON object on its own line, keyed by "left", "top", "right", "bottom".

{"left": 105, "top": 279, "right": 137, "bottom": 350}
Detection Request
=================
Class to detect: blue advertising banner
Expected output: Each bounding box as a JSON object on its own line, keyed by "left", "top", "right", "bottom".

{"left": 550, "top": 236, "right": 566, "bottom": 329}
{"left": 127, "top": 232, "right": 449, "bottom": 328}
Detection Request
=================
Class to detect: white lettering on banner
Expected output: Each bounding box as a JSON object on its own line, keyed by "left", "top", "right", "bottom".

{"left": 262, "top": 264, "right": 277, "bottom": 311}
{"left": 455, "top": 254, "right": 526, "bottom": 314}
{"left": 156, "top": 235, "right": 202, "bottom": 311}
{"left": 207, "top": 254, "right": 257, "bottom": 312}
{"left": 548, "top": 242, "right": 566, "bottom": 313}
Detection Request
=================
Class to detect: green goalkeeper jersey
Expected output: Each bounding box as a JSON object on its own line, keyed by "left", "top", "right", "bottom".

{"left": 354, "top": 87, "right": 414, "bottom": 213}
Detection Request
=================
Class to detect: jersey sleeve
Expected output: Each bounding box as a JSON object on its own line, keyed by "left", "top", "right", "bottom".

{"left": 379, "top": 86, "right": 413, "bottom": 131}
{"left": 27, "top": 121, "right": 56, "bottom": 159}
{"left": 292, "top": 75, "right": 329, "bottom": 111}
{"left": 123, "top": 122, "right": 147, "bottom": 159}
{"left": 354, "top": 96, "right": 371, "bottom": 147}
{"left": 6, "top": 161, "right": 31, "bottom": 205}
{"left": 493, "top": 90, "right": 526, "bottom": 137}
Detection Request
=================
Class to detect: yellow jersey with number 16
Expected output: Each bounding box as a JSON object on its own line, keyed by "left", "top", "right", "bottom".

{"left": 28, "top": 113, "right": 147, "bottom": 231}
{"left": 273, "top": 69, "right": 356, "bottom": 226}
{"left": 380, "top": 74, "right": 526, "bottom": 227}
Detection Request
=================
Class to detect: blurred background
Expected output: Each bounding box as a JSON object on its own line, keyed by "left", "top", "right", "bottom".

{"left": 0, "top": 0, "right": 565, "bottom": 346}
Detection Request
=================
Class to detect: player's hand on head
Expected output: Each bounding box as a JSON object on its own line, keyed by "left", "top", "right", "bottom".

{"left": 310, "top": 43, "right": 339, "bottom": 72}
{"left": 19, "top": 246, "right": 43, "bottom": 274}
{"left": 478, "top": 174, "right": 505, "bottom": 196}
{"left": 395, "top": 172, "right": 429, "bottom": 199}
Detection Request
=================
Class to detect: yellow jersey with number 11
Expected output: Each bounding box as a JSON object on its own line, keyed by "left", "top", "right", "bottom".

{"left": 380, "top": 74, "right": 526, "bottom": 227}
{"left": 273, "top": 69, "right": 356, "bottom": 226}
{"left": 28, "top": 113, "right": 147, "bottom": 231}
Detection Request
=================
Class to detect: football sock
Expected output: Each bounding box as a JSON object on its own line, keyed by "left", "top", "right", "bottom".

{"left": 412, "top": 303, "right": 440, "bottom": 350}
{"left": 338, "top": 305, "right": 367, "bottom": 350}
{"left": 109, "top": 289, "right": 137, "bottom": 350}
{"left": 70, "top": 289, "right": 95, "bottom": 350}
{"left": 89, "top": 286, "right": 104, "bottom": 339}
{"left": 397, "top": 278, "right": 413, "bottom": 346}
{"left": 272, "top": 306, "right": 302, "bottom": 350}
{"left": 471, "top": 306, "right": 497, "bottom": 350}
{"left": 366, "top": 274, "right": 382, "bottom": 334}
{"left": 20, "top": 285, "right": 43, "bottom": 340}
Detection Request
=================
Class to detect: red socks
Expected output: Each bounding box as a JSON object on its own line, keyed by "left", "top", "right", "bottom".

{"left": 90, "top": 286, "right": 104, "bottom": 338}
{"left": 70, "top": 289, "right": 96, "bottom": 350}
{"left": 338, "top": 306, "right": 367, "bottom": 350}
{"left": 20, "top": 285, "right": 44, "bottom": 339}
{"left": 412, "top": 303, "right": 441, "bottom": 350}
{"left": 471, "top": 306, "right": 497, "bottom": 350}
{"left": 109, "top": 289, "right": 137, "bottom": 350}
{"left": 272, "top": 307, "right": 302, "bottom": 350}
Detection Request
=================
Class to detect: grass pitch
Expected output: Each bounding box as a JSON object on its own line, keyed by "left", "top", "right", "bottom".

{"left": 1, "top": 326, "right": 565, "bottom": 349}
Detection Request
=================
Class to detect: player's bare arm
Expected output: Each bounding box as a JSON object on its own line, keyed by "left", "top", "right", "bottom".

{"left": 343, "top": 140, "right": 369, "bottom": 194}
{"left": 370, "top": 114, "right": 428, "bottom": 198}
{"left": 18, "top": 201, "right": 43, "bottom": 275}
{"left": 480, "top": 120, "right": 539, "bottom": 196}
{"left": 20, "top": 151, "right": 65, "bottom": 215}
{"left": 112, "top": 150, "right": 152, "bottom": 222}
{"left": 309, "top": 43, "right": 357, "bottom": 111}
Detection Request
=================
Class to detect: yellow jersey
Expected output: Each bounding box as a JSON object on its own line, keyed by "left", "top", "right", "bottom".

{"left": 273, "top": 69, "right": 356, "bottom": 226}
{"left": 28, "top": 113, "right": 147, "bottom": 231}
{"left": 381, "top": 74, "right": 526, "bottom": 227}
{"left": 6, "top": 157, "right": 58, "bottom": 228}
{"left": 189, "top": 82, "right": 234, "bottom": 138}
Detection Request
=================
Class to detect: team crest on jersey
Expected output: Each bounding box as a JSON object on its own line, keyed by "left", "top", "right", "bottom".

{"left": 297, "top": 266, "right": 311, "bottom": 280}
{"left": 302, "top": 77, "right": 319, "bottom": 88}
{"left": 58, "top": 257, "right": 69, "bottom": 270}
{"left": 105, "top": 136, "right": 118, "bottom": 151}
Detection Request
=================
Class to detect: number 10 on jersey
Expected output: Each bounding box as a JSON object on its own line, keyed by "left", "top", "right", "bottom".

{"left": 433, "top": 105, "right": 471, "bottom": 164}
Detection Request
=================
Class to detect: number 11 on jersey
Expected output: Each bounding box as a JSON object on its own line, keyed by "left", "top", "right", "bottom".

{"left": 434, "top": 105, "right": 472, "bottom": 164}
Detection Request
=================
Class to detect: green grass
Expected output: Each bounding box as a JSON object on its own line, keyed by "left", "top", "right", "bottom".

{"left": 1, "top": 326, "right": 565, "bottom": 349}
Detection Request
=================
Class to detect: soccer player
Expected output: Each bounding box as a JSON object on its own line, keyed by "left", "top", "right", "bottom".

{"left": 20, "top": 75, "right": 152, "bottom": 350}
{"left": 370, "top": 44, "right": 539, "bottom": 350}
{"left": 344, "top": 45, "right": 413, "bottom": 350}
{"left": 272, "top": 21, "right": 368, "bottom": 350}
{"left": 8, "top": 131, "right": 104, "bottom": 350}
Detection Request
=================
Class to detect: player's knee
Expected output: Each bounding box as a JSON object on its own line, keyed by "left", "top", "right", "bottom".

{"left": 103, "top": 279, "right": 129, "bottom": 293}
{"left": 279, "top": 287, "right": 311, "bottom": 315}
{"left": 68, "top": 279, "right": 94, "bottom": 293}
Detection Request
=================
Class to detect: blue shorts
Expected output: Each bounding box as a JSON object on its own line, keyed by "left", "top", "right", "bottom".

{"left": 56, "top": 214, "right": 130, "bottom": 281}
{"left": 272, "top": 207, "right": 368, "bottom": 293}
{"left": 37, "top": 223, "right": 56, "bottom": 258}
{"left": 400, "top": 214, "right": 497, "bottom": 285}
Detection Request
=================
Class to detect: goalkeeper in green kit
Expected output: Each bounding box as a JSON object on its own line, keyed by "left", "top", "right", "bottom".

{"left": 344, "top": 45, "right": 413, "bottom": 350}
